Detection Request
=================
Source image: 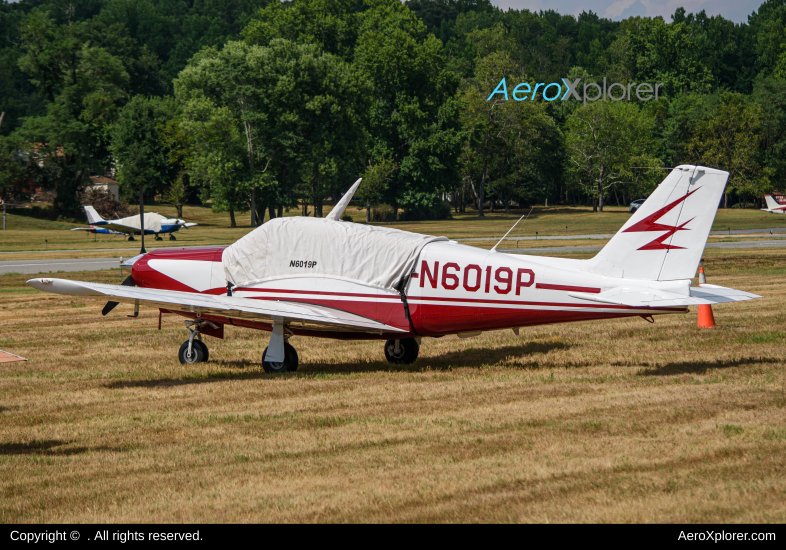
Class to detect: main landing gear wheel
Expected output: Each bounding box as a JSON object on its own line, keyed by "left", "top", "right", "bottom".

{"left": 169, "top": 234, "right": 176, "bottom": 241}
{"left": 262, "top": 342, "right": 298, "bottom": 373}
{"left": 155, "top": 235, "right": 163, "bottom": 241}
{"left": 178, "top": 319, "right": 215, "bottom": 364}
{"left": 384, "top": 338, "right": 419, "bottom": 365}
{"left": 179, "top": 340, "right": 208, "bottom": 364}
{"left": 127, "top": 235, "right": 135, "bottom": 241}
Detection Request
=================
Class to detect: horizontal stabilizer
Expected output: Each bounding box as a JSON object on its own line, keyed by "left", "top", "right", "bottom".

{"left": 569, "top": 284, "right": 760, "bottom": 307}
{"left": 26, "top": 278, "right": 406, "bottom": 334}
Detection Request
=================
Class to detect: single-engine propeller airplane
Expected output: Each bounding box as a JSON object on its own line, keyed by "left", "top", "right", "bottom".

{"left": 29, "top": 166, "right": 759, "bottom": 372}
{"left": 761, "top": 194, "right": 786, "bottom": 214}
{"left": 72, "top": 206, "right": 197, "bottom": 241}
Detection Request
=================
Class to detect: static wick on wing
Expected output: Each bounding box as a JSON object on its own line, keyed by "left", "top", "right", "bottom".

{"left": 491, "top": 207, "right": 533, "bottom": 252}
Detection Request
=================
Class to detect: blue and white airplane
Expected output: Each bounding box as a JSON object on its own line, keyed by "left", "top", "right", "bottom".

{"left": 72, "top": 206, "right": 197, "bottom": 241}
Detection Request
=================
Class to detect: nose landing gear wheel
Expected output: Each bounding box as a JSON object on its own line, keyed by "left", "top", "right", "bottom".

{"left": 262, "top": 342, "right": 298, "bottom": 373}
{"left": 155, "top": 235, "right": 163, "bottom": 241}
{"left": 169, "top": 234, "right": 176, "bottom": 241}
{"left": 384, "top": 338, "right": 419, "bottom": 365}
{"left": 179, "top": 340, "right": 208, "bottom": 364}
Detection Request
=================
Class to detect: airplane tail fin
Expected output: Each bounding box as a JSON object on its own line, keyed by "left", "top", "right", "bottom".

{"left": 84, "top": 205, "right": 104, "bottom": 224}
{"left": 582, "top": 165, "right": 728, "bottom": 281}
{"left": 764, "top": 195, "right": 782, "bottom": 211}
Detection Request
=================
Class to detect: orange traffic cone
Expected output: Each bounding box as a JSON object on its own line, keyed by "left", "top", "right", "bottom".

{"left": 697, "top": 266, "right": 716, "bottom": 328}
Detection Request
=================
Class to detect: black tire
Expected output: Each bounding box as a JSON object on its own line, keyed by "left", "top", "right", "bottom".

{"left": 194, "top": 339, "right": 209, "bottom": 362}
{"left": 262, "top": 342, "right": 298, "bottom": 373}
{"left": 179, "top": 340, "right": 205, "bottom": 364}
{"left": 155, "top": 235, "right": 162, "bottom": 241}
{"left": 384, "top": 338, "right": 419, "bottom": 365}
{"left": 169, "top": 234, "right": 176, "bottom": 241}
{"left": 127, "top": 235, "right": 135, "bottom": 241}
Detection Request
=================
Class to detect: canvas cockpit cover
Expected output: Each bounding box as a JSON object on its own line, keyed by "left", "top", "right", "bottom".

{"left": 222, "top": 217, "right": 448, "bottom": 291}
{"left": 122, "top": 212, "right": 170, "bottom": 233}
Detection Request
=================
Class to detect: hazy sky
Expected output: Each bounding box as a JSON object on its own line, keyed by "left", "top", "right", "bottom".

{"left": 490, "top": 0, "right": 762, "bottom": 24}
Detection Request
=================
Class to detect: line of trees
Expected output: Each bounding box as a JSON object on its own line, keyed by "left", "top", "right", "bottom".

{"left": 1, "top": 0, "right": 785, "bottom": 222}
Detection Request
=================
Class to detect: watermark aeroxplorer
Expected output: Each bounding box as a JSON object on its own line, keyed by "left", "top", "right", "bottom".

{"left": 488, "top": 77, "right": 664, "bottom": 105}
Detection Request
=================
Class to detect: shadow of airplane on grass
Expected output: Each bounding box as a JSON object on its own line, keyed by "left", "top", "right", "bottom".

{"left": 102, "top": 340, "right": 572, "bottom": 389}
{"left": 639, "top": 356, "right": 783, "bottom": 376}
{"left": 0, "top": 439, "right": 121, "bottom": 456}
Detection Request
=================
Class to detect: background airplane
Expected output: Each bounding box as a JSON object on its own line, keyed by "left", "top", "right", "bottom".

{"left": 30, "top": 167, "right": 759, "bottom": 373}
{"left": 72, "top": 205, "right": 197, "bottom": 241}
{"left": 761, "top": 195, "right": 786, "bottom": 213}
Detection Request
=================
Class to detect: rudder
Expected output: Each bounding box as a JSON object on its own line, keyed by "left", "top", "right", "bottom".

{"left": 764, "top": 195, "right": 784, "bottom": 211}
{"left": 84, "top": 205, "right": 104, "bottom": 224}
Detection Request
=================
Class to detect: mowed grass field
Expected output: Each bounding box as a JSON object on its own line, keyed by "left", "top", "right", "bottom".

{"left": 0, "top": 248, "right": 784, "bottom": 523}
{"left": 3, "top": 203, "right": 786, "bottom": 258}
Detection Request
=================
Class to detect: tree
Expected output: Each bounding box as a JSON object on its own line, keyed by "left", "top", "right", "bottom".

{"left": 112, "top": 95, "right": 179, "bottom": 202}
{"left": 459, "top": 52, "right": 517, "bottom": 216}
{"left": 0, "top": 135, "right": 27, "bottom": 201}
{"left": 163, "top": 172, "right": 188, "bottom": 219}
{"left": 493, "top": 103, "right": 562, "bottom": 213}
{"left": 175, "top": 39, "right": 367, "bottom": 223}
{"left": 13, "top": 8, "right": 130, "bottom": 218}
{"left": 687, "top": 93, "right": 768, "bottom": 207}
{"left": 754, "top": 77, "right": 786, "bottom": 192}
{"left": 357, "top": 158, "right": 397, "bottom": 222}
{"left": 628, "top": 15, "right": 714, "bottom": 96}
{"left": 355, "top": 0, "right": 462, "bottom": 219}
{"left": 174, "top": 42, "right": 272, "bottom": 225}
{"left": 177, "top": 97, "right": 250, "bottom": 227}
{"left": 565, "top": 101, "right": 660, "bottom": 212}
{"left": 243, "top": 0, "right": 361, "bottom": 61}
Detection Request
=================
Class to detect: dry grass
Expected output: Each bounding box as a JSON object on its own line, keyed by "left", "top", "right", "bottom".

{"left": 3, "top": 204, "right": 785, "bottom": 258}
{"left": 0, "top": 249, "right": 785, "bottom": 523}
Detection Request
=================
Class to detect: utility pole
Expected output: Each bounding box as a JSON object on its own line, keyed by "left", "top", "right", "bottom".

{"left": 0, "top": 111, "right": 5, "bottom": 231}
{"left": 139, "top": 184, "right": 146, "bottom": 254}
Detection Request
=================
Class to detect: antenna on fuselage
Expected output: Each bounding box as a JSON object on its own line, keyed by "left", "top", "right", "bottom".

{"left": 326, "top": 178, "right": 362, "bottom": 221}
{"left": 490, "top": 207, "right": 533, "bottom": 253}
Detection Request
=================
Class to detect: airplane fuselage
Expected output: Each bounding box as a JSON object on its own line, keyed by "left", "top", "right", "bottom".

{"left": 97, "top": 221, "right": 188, "bottom": 235}
{"left": 132, "top": 242, "right": 687, "bottom": 340}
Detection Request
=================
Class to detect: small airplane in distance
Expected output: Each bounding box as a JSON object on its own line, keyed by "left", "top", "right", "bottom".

{"left": 30, "top": 166, "right": 759, "bottom": 373}
{"left": 761, "top": 195, "right": 786, "bottom": 214}
{"left": 72, "top": 206, "right": 197, "bottom": 241}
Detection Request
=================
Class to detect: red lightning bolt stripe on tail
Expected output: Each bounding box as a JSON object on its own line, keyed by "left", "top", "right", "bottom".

{"left": 623, "top": 187, "right": 701, "bottom": 250}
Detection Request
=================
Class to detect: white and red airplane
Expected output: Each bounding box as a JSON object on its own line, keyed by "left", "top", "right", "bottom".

{"left": 28, "top": 165, "right": 759, "bottom": 372}
{"left": 762, "top": 194, "right": 786, "bottom": 213}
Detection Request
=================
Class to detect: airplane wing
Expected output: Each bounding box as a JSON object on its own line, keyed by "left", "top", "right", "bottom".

{"left": 71, "top": 227, "right": 126, "bottom": 235}
{"left": 78, "top": 220, "right": 143, "bottom": 233}
{"left": 568, "top": 284, "right": 760, "bottom": 308}
{"left": 101, "top": 222, "right": 159, "bottom": 234}
{"left": 26, "top": 278, "right": 405, "bottom": 334}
